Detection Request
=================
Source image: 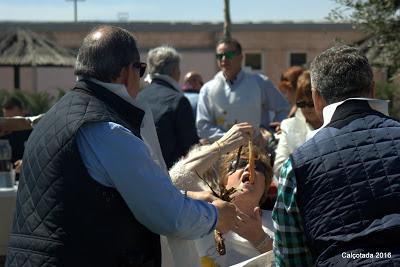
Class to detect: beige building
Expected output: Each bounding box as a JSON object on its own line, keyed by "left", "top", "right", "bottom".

{"left": 0, "top": 21, "right": 366, "bottom": 95}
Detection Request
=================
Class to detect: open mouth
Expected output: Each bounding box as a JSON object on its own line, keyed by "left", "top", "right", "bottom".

{"left": 241, "top": 173, "right": 251, "bottom": 184}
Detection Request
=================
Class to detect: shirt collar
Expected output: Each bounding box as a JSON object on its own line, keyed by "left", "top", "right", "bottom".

{"left": 307, "top": 98, "right": 389, "bottom": 140}
{"left": 146, "top": 73, "right": 182, "bottom": 91}
{"left": 80, "top": 77, "right": 146, "bottom": 110}
{"left": 218, "top": 69, "right": 244, "bottom": 85}
{"left": 321, "top": 98, "right": 389, "bottom": 128}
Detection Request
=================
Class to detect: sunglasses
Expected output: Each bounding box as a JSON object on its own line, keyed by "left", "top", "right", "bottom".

{"left": 296, "top": 100, "right": 314, "bottom": 108}
{"left": 228, "top": 158, "right": 268, "bottom": 175}
{"left": 216, "top": 51, "right": 238, "bottom": 60}
{"left": 132, "top": 62, "right": 147, "bottom": 77}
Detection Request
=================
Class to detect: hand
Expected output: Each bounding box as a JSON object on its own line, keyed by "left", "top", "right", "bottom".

{"left": 254, "top": 127, "right": 272, "bottom": 147}
{"left": 233, "top": 207, "right": 272, "bottom": 251}
{"left": 187, "top": 190, "right": 217, "bottom": 202}
{"left": 214, "top": 122, "right": 253, "bottom": 154}
{"left": 269, "top": 122, "right": 281, "bottom": 134}
{"left": 14, "top": 160, "right": 23, "bottom": 174}
{"left": 212, "top": 199, "right": 240, "bottom": 234}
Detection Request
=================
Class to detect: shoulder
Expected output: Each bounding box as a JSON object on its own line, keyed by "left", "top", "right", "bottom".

{"left": 202, "top": 72, "right": 225, "bottom": 91}
{"left": 280, "top": 117, "right": 296, "bottom": 129}
{"left": 281, "top": 115, "right": 306, "bottom": 131}
{"left": 247, "top": 72, "right": 269, "bottom": 83}
{"left": 79, "top": 122, "right": 142, "bottom": 144}
{"left": 175, "top": 93, "right": 192, "bottom": 107}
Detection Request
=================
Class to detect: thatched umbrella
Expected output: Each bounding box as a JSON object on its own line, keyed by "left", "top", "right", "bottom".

{"left": 0, "top": 28, "right": 76, "bottom": 90}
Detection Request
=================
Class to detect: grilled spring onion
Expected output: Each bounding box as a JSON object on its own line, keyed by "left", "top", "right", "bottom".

{"left": 248, "top": 137, "right": 255, "bottom": 184}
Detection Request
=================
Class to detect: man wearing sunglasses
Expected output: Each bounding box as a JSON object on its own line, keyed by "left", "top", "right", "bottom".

{"left": 6, "top": 26, "right": 240, "bottom": 267}
{"left": 196, "top": 38, "right": 290, "bottom": 143}
{"left": 137, "top": 46, "right": 199, "bottom": 169}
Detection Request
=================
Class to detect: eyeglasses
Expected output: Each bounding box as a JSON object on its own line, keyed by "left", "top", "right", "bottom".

{"left": 216, "top": 51, "right": 238, "bottom": 61}
{"left": 228, "top": 158, "right": 267, "bottom": 175}
{"left": 296, "top": 100, "right": 314, "bottom": 108}
{"left": 132, "top": 62, "right": 147, "bottom": 77}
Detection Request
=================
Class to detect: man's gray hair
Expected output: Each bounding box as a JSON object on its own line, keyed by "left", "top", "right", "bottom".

{"left": 147, "top": 46, "right": 181, "bottom": 76}
{"left": 75, "top": 25, "right": 139, "bottom": 82}
{"left": 310, "top": 45, "right": 373, "bottom": 104}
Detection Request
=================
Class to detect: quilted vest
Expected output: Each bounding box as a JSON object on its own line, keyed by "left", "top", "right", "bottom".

{"left": 5, "top": 80, "right": 161, "bottom": 267}
{"left": 291, "top": 100, "right": 400, "bottom": 266}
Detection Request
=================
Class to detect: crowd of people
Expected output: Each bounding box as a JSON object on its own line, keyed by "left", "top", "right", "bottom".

{"left": 1, "top": 25, "right": 400, "bottom": 267}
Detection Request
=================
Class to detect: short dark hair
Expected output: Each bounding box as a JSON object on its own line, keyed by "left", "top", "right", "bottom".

{"left": 310, "top": 45, "right": 373, "bottom": 104}
{"left": 74, "top": 25, "right": 140, "bottom": 82}
{"left": 216, "top": 38, "right": 242, "bottom": 54}
{"left": 2, "top": 96, "right": 23, "bottom": 110}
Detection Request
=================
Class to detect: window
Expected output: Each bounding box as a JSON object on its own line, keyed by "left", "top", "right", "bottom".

{"left": 244, "top": 52, "right": 262, "bottom": 71}
{"left": 290, "top": 53, "right": 307, "bottom": 67}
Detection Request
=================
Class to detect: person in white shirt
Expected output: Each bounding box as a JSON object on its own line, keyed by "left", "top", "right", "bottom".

{"left": 273, "top": 71, "right": 322, "bottom": 177}
{"left": 196, "top": 38, "right": 290, "bottom": 143}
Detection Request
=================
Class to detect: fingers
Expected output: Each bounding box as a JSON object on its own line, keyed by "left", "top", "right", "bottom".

{"left": 235, "top": 122, "right": 253, "bottom": 135}
{"left": 269, "top": 121, "right": 281, "bottom": 133}
{"left": 206, "top": 192, "right": 218, "bottom": 202}
{"left": 253, "top": 206, "right": 262, "bottom": 220}
{"left": 187, "top": 190, "right": 218, "bottom": 202}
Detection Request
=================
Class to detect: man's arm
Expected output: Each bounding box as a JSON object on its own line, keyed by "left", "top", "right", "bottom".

{"left": 76, "top": 122, "right": 233, "bottom": 239}
{"left": 272, "top": 159, "right": 314, "bottom": 267}
{"left": 196, "top": 85, "right": 226, "bottom": 142}
{"left": 258, "top": 75, "right": 290, "bottom": 126}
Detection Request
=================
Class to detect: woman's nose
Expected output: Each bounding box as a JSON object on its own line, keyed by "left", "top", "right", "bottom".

{"left": 244, "top": 164, "right": 250, "bottom": 171}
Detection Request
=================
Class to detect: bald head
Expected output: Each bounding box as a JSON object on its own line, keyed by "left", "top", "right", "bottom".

{"left": 183, "top": 71, "right": 204, "bottom": 91}
{"left": 75, "top": 25, "right": 140, "bottom": 82}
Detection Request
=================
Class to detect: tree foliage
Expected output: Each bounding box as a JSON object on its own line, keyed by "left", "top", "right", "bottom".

{"left": 0, "top": 89, "right": 65, "bottom": 116}
{"left": 330, "top": 0, "right": 400, "bottom": 78}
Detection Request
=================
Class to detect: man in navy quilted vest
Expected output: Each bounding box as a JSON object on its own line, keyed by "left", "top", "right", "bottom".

{"left": 272, "top": 45, "right": 400, "bottom": 266}
{"left": 5, "top": 25, "right": 242, "bottom": 267}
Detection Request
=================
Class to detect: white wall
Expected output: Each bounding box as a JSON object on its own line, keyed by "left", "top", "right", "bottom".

{"left": 0, "top": 66, "right": 75, "bottom": 95}
{"left": 179, "top": 51, "right": 217, "bottom": 83}
{"left": 0, "top": 67, "right": 14, "bottom": 91}
{"left": 1, "top": 50, "right": 217, "bottom": 95}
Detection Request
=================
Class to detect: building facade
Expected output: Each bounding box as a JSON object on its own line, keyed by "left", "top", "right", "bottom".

{"left": 0, "top": 21, "right": 365, "bottom": 94}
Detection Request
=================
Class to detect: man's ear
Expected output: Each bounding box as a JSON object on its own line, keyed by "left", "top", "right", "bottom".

{"left": 112, "top": 66, "right": 130, "bottom": 84}
{"left": 370, "top": 81, "right": 376, "bottom": 98}
{"left": 238, "top": 53, "right": 243, "bottom": 62}
{"left": 312, "top": 89, "right": 326, "bottom": 122}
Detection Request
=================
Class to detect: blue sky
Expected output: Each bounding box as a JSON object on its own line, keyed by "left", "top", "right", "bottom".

{"left": 0, "top": 0, "right": 339, "bottom": 22}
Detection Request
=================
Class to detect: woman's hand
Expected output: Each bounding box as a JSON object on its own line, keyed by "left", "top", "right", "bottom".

{"left": 214, "top": 122, "right": 253, "bottom": 154}
{"left": 234, "top": 207, "right": 272, "bottom": 252}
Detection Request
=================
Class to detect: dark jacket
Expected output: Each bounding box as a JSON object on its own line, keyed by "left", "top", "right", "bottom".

{"left": 137, "top": 76, "right": 199, "bottom": 168}
{"left": 5, "top": 80, "right": 161, "bottom": 267}
{"left": 291, "top": 100, "right": 400, "bottom": 267}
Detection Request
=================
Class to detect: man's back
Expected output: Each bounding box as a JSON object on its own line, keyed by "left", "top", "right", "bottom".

{"left": 291, "top": 100, "right": 400, "bottom": 266}
{"left": 138, "top": 78, "right": 198, "bottom": 168}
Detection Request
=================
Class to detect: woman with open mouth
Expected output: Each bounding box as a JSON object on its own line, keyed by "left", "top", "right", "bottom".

{"left": 170, "top": 123, "right": 274, "bottom": 267}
